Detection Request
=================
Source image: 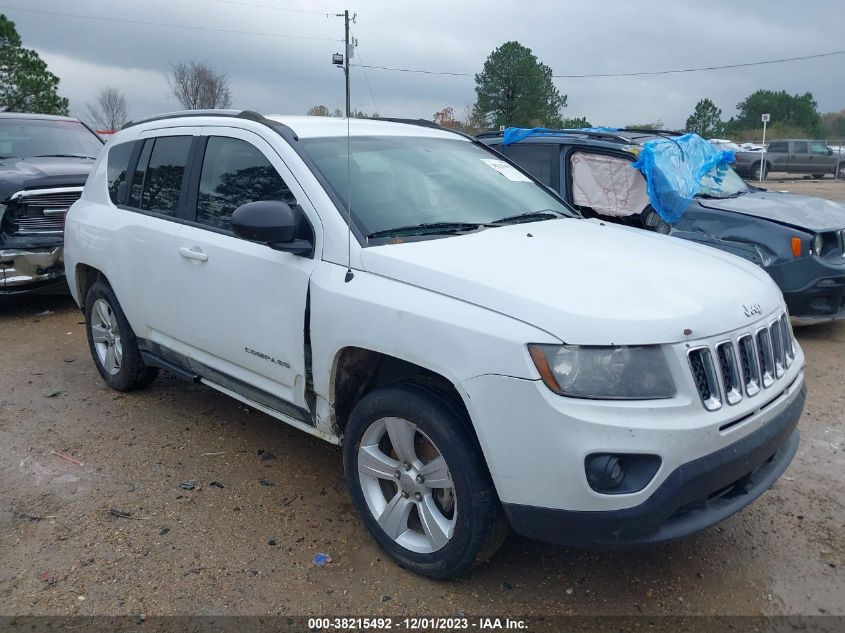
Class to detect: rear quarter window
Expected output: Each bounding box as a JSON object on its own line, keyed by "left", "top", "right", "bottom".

{"left": 498, "top": 144, "right": 555, "bottom": 187}
{"left": 106, "top": 141, "right": 136, "bottom": 205}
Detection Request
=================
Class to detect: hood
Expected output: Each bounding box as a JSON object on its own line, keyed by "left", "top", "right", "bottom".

{"left": 0, "top": 157, "right": 94, "bottom": 201}
{"left": 697, "top": 190, "right": 845, "bottom": 232}
{"left": 361, "top": 219, "right": 783, "bottom": 345}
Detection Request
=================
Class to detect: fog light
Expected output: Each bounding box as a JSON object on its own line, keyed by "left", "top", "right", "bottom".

{"left": 585, "top": 453, "right": 662, "bottom": 495}
{"left": 586, "top": 455, "right": 625, "bottom": 491}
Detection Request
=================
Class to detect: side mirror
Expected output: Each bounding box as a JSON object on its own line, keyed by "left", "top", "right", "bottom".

{"left": 116, "top": 181, "right": 129, "bottom": 205}
{"left": 231, "top": 200, "right": 312, "bottom": 256}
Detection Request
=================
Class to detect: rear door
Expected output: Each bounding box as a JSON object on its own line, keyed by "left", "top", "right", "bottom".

{"left": 106, "top": 128, "right": 198, "bottom": 343}
{"left": 789, "top": 140, "right": 811, "bottom": 172}
{"left": 173, "top": 126, "right": 318, "bottom": 413}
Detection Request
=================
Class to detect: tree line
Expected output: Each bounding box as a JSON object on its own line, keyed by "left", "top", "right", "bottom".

{"left": 0, "top": 15, "right": 232, "bottom": 130}
{"left": 2, "top": 12, "right": 842, "bottom": 140}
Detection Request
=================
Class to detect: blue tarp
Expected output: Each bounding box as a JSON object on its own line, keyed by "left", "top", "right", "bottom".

{"left": 630, "top": 134, "right": 735, "bottom": 224}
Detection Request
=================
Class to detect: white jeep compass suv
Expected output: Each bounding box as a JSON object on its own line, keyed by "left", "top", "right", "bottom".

{"left": 65, "top": 110, "right": 805, "bottom": 579}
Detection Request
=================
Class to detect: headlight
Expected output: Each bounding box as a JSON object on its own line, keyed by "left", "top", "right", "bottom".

{"left": 528, "top": 344, "right": 676, "bottom": 400}
{"left": 812, "top": 234, "right": 823, "bottom": 256}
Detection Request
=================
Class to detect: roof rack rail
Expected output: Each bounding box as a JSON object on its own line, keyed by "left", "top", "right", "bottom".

{"left": 476, "top": 128, "right": 634, "bottom": 143}
{"left": 621, "top": 128, "right": 686, "bottom": 137}
{"left": 121, "top": 109, "right": 270, "bottom": 130}
{"left": 119, "top": 109, "right": 299, "bottom": 141}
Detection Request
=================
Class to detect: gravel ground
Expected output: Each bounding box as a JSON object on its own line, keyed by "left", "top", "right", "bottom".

{"left": 1, "top": 180, "right": 843, "bottom": 620}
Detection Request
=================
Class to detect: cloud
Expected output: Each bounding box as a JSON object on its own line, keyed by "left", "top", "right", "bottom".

{"left": 8, "top": 0, "right": 845, "bottom": 129}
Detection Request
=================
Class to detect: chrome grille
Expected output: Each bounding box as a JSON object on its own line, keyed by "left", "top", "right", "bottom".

{"left": 715, "top": 342, "right": 742, "bottom": 405}
{"left": 688, "top": 311, "right": 795, "bottom": 411}
{"left": 7, "top": 187, "right": 82, "bottom": 235}
{"left": 737, "top": 335, "right": 761, "bottom": 397}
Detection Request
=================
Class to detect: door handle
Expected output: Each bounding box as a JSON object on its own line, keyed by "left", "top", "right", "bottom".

{"left": 179, "top": 246, "right": 208, "bottom": 262}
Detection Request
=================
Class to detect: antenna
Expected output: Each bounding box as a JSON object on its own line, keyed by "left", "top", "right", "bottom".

{"left": 333, "top": 9, "right": 356, "bottom": 282}
{"left": 344, "top": 112, "right": 353, "bottom": 283}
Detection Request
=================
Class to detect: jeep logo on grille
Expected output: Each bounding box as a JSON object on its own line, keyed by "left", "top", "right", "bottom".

{"left": 743, "top": 303, "right": 763, "bottom": 317}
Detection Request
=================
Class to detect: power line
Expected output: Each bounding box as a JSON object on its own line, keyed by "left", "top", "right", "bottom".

{"left": 354, "top": 49, "right": 845, "bottom": 79}
{"left": 0, "top": 5, "right": 342, "bottom": 42}
{"left": 556, "top": 49, "right": 845, "bottom": 77}
{"left": 212, "top": 0, "right": 334, "bottom": 16}
{"left": 355, "top": 49, "right": 380, "bottom": 115}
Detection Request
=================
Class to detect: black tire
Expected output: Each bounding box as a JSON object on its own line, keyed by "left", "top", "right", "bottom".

{"left": 84, "top": 280, "right": 158, "bottom": 391}
{"left": 343, "top": 383, "right": 509, "bottom": 579}
{"left": 752, "top": 161, "right": 768, "bottom": 180}
{"left": 812, "top": 173, "right": 825, "bottom": 179}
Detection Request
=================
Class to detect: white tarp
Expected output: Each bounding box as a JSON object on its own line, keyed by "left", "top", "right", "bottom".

{"left": 571, "top": 152, "right": 650, "bottom": 217}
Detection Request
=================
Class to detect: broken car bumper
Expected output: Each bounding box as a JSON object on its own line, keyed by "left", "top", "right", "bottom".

{"left": 0, "top": 246, "right": 67, "bottom": 293}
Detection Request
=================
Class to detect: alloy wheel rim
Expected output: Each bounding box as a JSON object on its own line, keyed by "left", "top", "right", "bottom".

{"left": 357, "top": 416, "right": 457, "bottom": 554}
{"left": 91, "top": 298, "right": 122, "bottom": 376}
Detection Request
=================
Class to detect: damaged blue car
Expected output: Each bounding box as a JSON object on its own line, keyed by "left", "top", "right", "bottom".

{"left": 479, "top": 128, "right": 845, "bottom": 323}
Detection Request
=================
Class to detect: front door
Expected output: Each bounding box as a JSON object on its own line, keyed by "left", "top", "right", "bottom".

{"left": 809, "top": 141, "right": 836, "bottom": 173}
{"left": 173, "top": 127, "right": 318, "bottom": 412}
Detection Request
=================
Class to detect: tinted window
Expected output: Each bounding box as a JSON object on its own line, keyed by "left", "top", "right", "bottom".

{"left": 792, "top": 141, "right": 808, "bottom": 153}
{"left": 0, "top": 118, "right": 102, "bottom": 158}
{"left": 129, "top": 139, "right": 153, "bottom": 207}
{"left": 196, "top": 136, "right": 296, "bottom": 231}
{"left": 500, "top": 144, "right": 555, "bottom": 186}
{"left": 107, "top": 141, "right": 135, "bottom": 205}
{"left": 139, "top": 136, "right": 192, "bottom": 216}
{"left": 767, "top": 141, "right": 787, "bottom": 153}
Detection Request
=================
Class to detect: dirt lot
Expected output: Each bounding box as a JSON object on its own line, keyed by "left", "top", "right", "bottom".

{"left": 1, "top": 180, "right": 844, "bottom": 621}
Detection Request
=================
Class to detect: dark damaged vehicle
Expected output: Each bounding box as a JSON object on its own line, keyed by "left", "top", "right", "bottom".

{"left": 0, "top": 113, "right": 103, "bottom": 294}
{"left": 480, "top": 128, "right": 845, "bottom": 323}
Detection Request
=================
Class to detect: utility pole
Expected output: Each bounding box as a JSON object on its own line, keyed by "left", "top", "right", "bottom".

{"left": 333, "top": 10, "right": 356, "bottom": 118}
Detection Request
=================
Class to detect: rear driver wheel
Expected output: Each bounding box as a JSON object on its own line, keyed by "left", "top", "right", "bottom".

{"left": 84, "top": 280, "right": 158, "bottom": 391}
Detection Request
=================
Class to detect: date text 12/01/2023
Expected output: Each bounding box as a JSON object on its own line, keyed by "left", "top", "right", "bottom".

{"left": 306, "top": 617, "right": 528, "bottom": 630}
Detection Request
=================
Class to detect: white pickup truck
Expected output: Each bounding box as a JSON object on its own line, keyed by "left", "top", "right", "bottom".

{"left": 64, "top": 111, "right": 805, "bottom": 578}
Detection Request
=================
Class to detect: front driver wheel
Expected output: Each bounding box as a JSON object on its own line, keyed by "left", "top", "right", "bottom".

{"left": 343, "top": 383, "right": 508, "bottom": 579}
{"left": 84, "top": 280, "right": 158, "bottom": 391}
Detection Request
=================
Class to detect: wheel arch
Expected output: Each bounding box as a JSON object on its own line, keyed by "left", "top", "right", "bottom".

{"left": 74, "top": 263, "right": 109, "bottom": 309}
{"left": 330, "top": 346, "right": 477, "bottom": 444}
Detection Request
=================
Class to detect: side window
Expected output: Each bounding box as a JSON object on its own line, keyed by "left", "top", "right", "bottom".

{"left": 811, "top": 141, "right": 828, "bottom": 155}
{"left": 196, "top": 136, "right": 296, "bottom": 231}
{"left": 767, "top": 141, "right": 787, "bottom": 153}
{"left": 569, "top": 151, "right": 649, "bottom": 219}
{"left": 792, "top": 141, "right": 808, "bottom": 154}
{"left": 500, "top": 144, "right": 555, "bottom": 186}
{"left": 106, "top": 141, "right": 135, "bottom": 204}
{"left": 128, "top": 139, "right": 153, "bottom": 207}
{"left": 140, "top": 136, "right": 192, "bottom": 216}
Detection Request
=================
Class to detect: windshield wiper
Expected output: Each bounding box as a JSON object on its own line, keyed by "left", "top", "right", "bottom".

{"left": 32, "top": 154, "right": 97, "bottom": 159}
{"left": 366, "top": 221, "right": 484, "bottom": 239}
{"left": 490, "top": 209, "right": 567, "bottom": 225}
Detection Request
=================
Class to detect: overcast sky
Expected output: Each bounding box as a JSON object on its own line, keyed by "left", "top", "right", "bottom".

{"left": 7, "top": 0, "right": 845, "bottom": 129}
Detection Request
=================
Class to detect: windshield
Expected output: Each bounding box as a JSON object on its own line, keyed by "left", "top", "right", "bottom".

{"left": 0, "top": 118, "right": 103, "bottom": 159}
{"left": 697, "top": 162, "right": 749, "bottom": 198}
{"left": 299, "top": 135, "right": 575, "bottom": 237}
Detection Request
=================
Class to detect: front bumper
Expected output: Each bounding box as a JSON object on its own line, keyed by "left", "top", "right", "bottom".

{"left": 503, "top": 385, "right": 803, "bottom": 547}
{"left": 766, "top": 258, "right": 845, "bottom": 321}
{"left": 0, "top": 246, "right": 67, "bottom": 294}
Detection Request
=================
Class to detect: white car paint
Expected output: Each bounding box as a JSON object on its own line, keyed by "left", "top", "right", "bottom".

{"left": 65, "top": 113, "right": 804, "bottom": 520}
